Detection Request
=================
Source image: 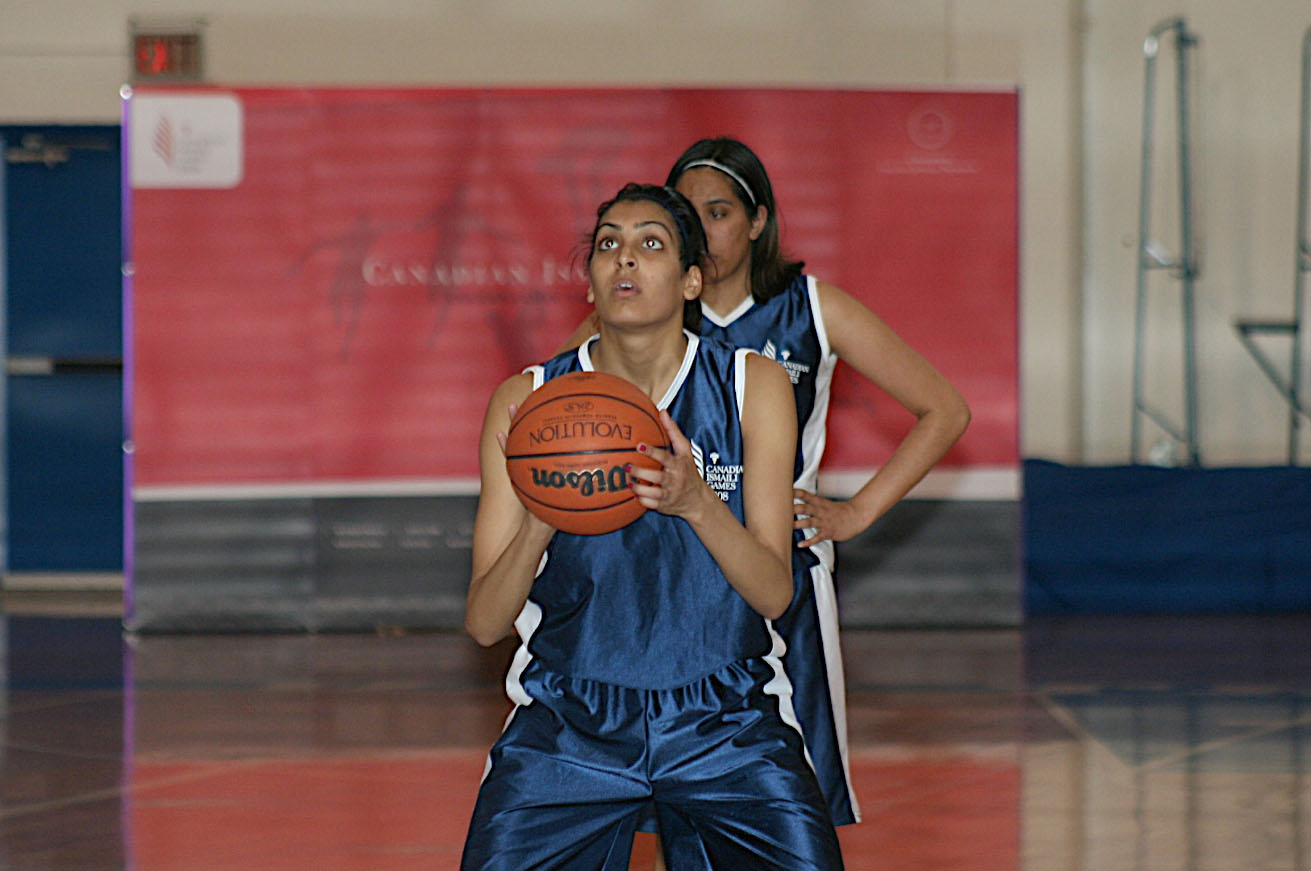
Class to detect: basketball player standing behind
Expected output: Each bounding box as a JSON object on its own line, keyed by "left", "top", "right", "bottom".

{"left": 562, "top": 138, "right": 971, "bottom": 849}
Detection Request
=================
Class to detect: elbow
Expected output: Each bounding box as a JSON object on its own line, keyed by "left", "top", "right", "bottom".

{"left": 950, "top": 396, "right": 972, "bottom": 440}
{"left": 917, "top": 393, "right": 971, "bottom": 445}
{"left": 464, "top": 614, "right": 508, "bottom": 648}
{"left": 930, "top": 390, "right": 971, "bottom": 443}
{"left": 760, "top": 572, "right": 794, "bottom": 621}
{"left": 761, "top": 598, "right": 790, "bottom": 622}
{"left": 466, "top": 625, "right": 506, "bottom": 648}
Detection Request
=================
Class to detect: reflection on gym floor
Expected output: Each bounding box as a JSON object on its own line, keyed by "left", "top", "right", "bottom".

{"left": 1, "top": 600, "right": 1307, "bottom": 870}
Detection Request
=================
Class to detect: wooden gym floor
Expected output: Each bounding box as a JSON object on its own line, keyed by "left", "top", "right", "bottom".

{"left": 1, "top": 590, "right": 1308, "bottom": 870}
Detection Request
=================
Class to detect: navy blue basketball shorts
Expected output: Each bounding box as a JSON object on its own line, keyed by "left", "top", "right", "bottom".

{"left": 460, "top": 658, "right": 844, "bottom": 871}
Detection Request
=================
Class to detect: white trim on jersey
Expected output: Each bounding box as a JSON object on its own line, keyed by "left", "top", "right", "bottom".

{"left": 506, "top": 600, "right": 544, "bottom": 708}
{"left": 806, "top": 276, "right": 832, "bottom": 359}
{"left": 657, "top": 332, "right": 700, "bottom": 410}
{"left": 577, "top": 336, "right": 597, "bottom": 371}
{"left": 733, "top": 347, "right": 756, "bottom": 417}
{"left": 575, "top": 332, "right": 700, "bottom": 413}
{"left": 483, "top": 599, "right": 545, "bottom": 781}
{"left": 700, "top": 293, "right": 755, "bottom": 328}
{"left": 762, "top": 620, "right": 814, "bottom": 769}
{"left": 796, "top": 276, "right": 838, "bottom": 500}
{"left": 809, "top": 559, "right": 860, "bottom": 821}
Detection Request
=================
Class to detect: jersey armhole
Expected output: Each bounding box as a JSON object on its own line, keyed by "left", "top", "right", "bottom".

{"left": 807, "top": 275, "right": 833, "bottom": 359}
{"left": 734, "top": 347, "right": 757, "bottom": 419}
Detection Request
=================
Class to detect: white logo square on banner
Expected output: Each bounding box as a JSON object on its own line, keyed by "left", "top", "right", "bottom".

{"left": 129, "top": 92, "right": 243, "bottom": 189}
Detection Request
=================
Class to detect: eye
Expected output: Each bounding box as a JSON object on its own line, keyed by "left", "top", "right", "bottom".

{"left": 643, "top": 237, "right": 665, "bottom": 250}
{"left": 596, "top": 237, "right": 617, "bottom": 251}
{"left": 709, "top": 207, "right": 728, "bottom": 220}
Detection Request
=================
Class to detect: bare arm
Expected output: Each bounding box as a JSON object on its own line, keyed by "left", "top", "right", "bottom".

{"left": 464, "top": 373, "right": 557, "bottom": 646}
{"left": 795, "top": 281, "right": 971, "bottom": 546}
{"left": 630, "top": 354, "right": 796, "bottom": 619}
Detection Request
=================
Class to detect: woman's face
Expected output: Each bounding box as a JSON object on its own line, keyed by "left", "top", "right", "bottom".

{"left": 588, "top": 198, "right": 700, "bottom": 329}
{"left": 674, "top": 167, "right": 765, "bottom": 290}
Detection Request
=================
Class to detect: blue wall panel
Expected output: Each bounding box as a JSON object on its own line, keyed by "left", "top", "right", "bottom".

{"left": 7, "top": 374, "right": 122, "bottom": 570}
{"left": 3, "top": 125, "right": 123, "bottom": 572}
{"left": 1024, "top": 460, "right": 1311, "bottom": 615}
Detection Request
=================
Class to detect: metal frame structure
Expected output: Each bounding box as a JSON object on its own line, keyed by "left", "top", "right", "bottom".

{"left": 1132, "top": 18, "right": 1201, "bottom": 466}
{"left": 1234, "top": 24, "right": 1311, "bottom": 465}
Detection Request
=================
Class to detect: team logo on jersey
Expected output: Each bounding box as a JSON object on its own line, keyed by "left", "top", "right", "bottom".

{"left": 760, "top": 339, "right": 811, "bottom": 385}
{"left": 690, "top": 440, "right": 742, "bottom": 502}
{"left": 690, "top": 441, "right": 706, "bottom": 479}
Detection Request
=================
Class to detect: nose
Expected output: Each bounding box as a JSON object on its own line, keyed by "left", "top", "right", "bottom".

{"left": 615, "top": 242, "right": 637, "bottom": 269}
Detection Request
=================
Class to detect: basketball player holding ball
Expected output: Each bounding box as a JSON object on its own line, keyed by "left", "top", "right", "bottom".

{"left": 461, "top": 183, "right": 843, "bottom": 871}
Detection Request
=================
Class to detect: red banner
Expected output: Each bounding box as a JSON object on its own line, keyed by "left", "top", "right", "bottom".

{"left": 129, "top": 87, "right": 1017, "bottom": 487}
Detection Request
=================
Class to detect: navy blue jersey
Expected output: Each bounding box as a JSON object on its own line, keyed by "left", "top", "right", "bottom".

{"left": 466, "top": 331, "right": 844, "bottom": 868}
{"left": 699, "top": 274, "right": 861, "bottom": 825}
{"left": 511, "top": 333, "right": 778, "bottom": 691}
{"left": 699, "top": 274, "right": 836, "bottom": 497}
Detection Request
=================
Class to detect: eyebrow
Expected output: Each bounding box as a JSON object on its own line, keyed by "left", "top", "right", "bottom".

{"left": 597, "top": 220, "right": 674, "bottom": 235}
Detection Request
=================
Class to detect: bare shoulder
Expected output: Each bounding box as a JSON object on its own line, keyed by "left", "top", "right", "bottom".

{"left": 492, "top": 371, "right": 535, "bottom": 406}
{"left": 482, "top": 371, "right": 536, "bottom": 433}
{"left": 814, "top": 279, "right": 885, "bottom": 325}
{"left": 812, "top": 278, "right": 902, "bottom": 356}
{"left": 814, "top": 279, "right": 968, "bottom": 419}
{"left": 743, "top": 351, "right": 793, "bottom": 409}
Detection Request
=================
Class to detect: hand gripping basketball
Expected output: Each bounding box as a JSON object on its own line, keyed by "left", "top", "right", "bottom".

{"left": 503, "top": 371, "right": 668, "bottom": 535}
{"left": 627, "top": 410, "right": 709, "bottom": 519}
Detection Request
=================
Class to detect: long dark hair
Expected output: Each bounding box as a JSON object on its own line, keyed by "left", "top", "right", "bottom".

{"left": 666, "top": 137, "right": 804, "bottom": 303}
{"left": 588, "top": 183, "right": 707, "bottom": 332}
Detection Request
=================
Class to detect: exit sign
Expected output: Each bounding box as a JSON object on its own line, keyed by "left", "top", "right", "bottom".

{"left": 131, "top": 23, "right": 204, "bottom": 81}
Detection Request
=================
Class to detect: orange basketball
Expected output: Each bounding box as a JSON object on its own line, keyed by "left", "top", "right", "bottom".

{"left": 504, "top": 371, "right": 667, "bottom": 535}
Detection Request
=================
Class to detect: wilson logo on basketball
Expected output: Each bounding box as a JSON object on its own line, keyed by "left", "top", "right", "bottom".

{"left": 527, "top": 420, "right": 633, "bottom": 445}
{"left": 530, "top": 465, "right": 630, "bottom": 497}
{"left": 504, "top": 371, "right": 664, "bottom": 534}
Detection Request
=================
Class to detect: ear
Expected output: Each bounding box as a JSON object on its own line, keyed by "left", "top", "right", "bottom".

{"left": 586, "top": 286, "right": 595, "bottom": 304}
{"left": 748, "top": 205, "right": 768, "bottom": 241}
{"left": 682, "top": 265, "right": 703, "bottom": 301}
